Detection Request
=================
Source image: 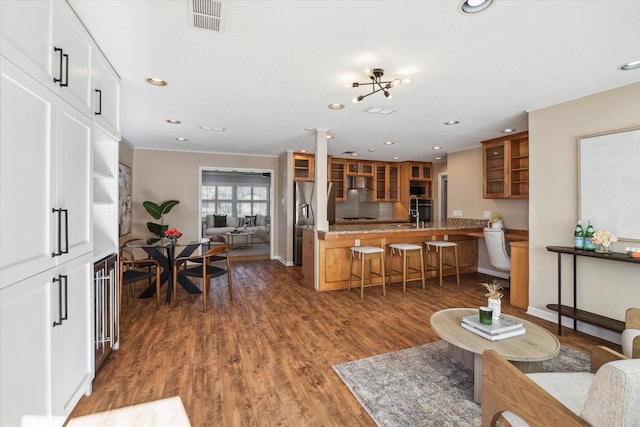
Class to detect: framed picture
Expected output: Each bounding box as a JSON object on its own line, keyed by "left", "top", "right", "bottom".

{"left": 119, "top": 163, "right": 132, "bottom": 236}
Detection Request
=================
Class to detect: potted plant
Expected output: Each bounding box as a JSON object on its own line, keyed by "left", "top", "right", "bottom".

{"left": 480, "top": 280, "right": 504, "bottom": 320}
{"left": 143, "top": 200, "right": 180, "bottom": 238}
{"left": 487, "top": 213, "right": 504, "bottom": 229}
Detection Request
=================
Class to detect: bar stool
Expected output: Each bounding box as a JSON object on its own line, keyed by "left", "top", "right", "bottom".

{"left": 425, "top": 241, "right": 460, "bottom": 287}
{"left": 387, "top": 243, "right": 425, "bottom": 292}
{"left": 348, "top": 246, "right": 386, "bottom": 299}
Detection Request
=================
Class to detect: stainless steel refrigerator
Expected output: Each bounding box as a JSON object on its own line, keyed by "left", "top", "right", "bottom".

{"left": 294, "top": 181, "right": 314, "bottom": 265}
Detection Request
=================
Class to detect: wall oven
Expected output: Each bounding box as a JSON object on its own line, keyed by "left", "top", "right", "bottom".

{"left": 410, "top": 199, "right": 433, "bottom": 223}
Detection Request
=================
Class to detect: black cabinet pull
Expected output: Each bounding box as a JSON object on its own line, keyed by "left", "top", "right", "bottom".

{"left": 95, "top": 89, "right": 102, "bottom": 115}
{"left": 52, "top": 275, "right": 63, "bottom": 326}
{"left": 61, "top": 274, "right": 68, "bottom": 322}
{"left": 51, "top": 208, "right": 69, "bottom": 257}
{"left": 53, "top": 47, "right": 64, "bottom": 85}
{"left": 52, "top": 47, "right": 69, "bottom": 87}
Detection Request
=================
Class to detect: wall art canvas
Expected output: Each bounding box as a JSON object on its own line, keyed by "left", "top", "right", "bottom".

{"left": 119, "top": 163, "right": 132, "bottom": 236}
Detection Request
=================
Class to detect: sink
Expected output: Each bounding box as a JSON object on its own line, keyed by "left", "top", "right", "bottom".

{"left": 391, "top": 223, "right": 416, "bottom": 228}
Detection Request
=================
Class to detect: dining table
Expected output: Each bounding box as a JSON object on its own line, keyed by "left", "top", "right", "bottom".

{"left": 125, "top": 237, "right": 210, "bottom": 304}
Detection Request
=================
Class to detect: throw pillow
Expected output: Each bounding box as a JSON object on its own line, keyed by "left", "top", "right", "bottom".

{"left": 214, "top": 215, "right": 227, "bottom": 227}
{"left": 245, "top": 215, "right": 257, "bottom": 227}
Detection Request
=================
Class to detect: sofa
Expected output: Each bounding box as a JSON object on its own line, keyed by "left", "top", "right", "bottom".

{"left": 481, "top": 346, "right": 639, "bottom": 426}
{"left": 203, "top": 214, "right": 270, "bottom": 242}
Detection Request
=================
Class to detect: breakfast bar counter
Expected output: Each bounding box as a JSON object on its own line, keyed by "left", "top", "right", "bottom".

{"left": 314, "top": 221, "right": 485, "bottom": 291}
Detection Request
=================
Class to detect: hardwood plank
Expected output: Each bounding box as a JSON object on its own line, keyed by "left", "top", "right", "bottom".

{"left": 68, "top": 261, "right": 620, "bottom": 426}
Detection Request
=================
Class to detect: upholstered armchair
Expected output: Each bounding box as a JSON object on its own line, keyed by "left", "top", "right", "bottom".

{"left": 481, "top": 346, "right": 639, "bottom": 427}
{"left": 622, "top": 307, "right": 640, "bottom": 358}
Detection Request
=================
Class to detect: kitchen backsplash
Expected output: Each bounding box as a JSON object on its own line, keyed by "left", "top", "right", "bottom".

{"left": 335, "top": 190, "right": 393, "bottom": 219}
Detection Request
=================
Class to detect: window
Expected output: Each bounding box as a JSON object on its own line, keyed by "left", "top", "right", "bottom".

{"left": 201, "top": 182, "right": 270, "bottom": 219}
{"left": 201, "top": 185, "right": 233, "bottom": 217}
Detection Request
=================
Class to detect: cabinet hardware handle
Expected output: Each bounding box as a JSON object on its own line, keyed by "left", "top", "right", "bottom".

{"left": 61, "top": 274, "right": 68, "bottom": 322}
{"left": 53, "top": 275, "right": 63, "bottom": 326}
{"left": 94, "top": 89, "right": 102, "bottom": 115}
{"left": 61, "top": 53, "right": 69, "bottom": 87}
{"left": 53, "top": 47, "right": 64, "bottom": 85}
{"left": 51, "top": 208, "right": 69, "bottom": 257}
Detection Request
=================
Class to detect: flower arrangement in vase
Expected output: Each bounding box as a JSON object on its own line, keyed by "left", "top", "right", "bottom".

{"left": 591, "top": 230, "right": 617, "bottom": 253}
{"left": 480, "top": 280, "right": 504, "bottom": 320}
{"left": 487, "top": 213, "right": 504, "bottom": 229}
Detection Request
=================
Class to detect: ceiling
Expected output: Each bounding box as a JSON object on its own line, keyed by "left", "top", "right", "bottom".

{"left": 68, "top": 0, "right": 640, "bottom": 163}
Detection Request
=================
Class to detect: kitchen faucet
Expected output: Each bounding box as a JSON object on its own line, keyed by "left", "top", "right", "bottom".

{"left": 409, "top": 195, "right": 420, "bottom": 228}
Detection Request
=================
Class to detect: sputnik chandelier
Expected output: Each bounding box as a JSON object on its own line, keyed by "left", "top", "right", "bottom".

{"left": 350, "top": 68, "right": 409, "bottom": 103}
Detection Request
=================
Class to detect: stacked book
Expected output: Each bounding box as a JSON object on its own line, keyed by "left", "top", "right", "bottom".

{"left": 461, "top": 314, "right": 525, "bottom": 341}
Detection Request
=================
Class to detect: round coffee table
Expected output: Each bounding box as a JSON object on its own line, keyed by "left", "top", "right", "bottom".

{"left": 225, "top": 231, "right": 254, "bottom": 248}
{"left": 430, "top": 308, "right": 560, "bottom": 404}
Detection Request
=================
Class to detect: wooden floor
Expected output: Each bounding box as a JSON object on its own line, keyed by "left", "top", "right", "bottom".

{"left": 68, "top": 260, "right": 619, "bottom": 426}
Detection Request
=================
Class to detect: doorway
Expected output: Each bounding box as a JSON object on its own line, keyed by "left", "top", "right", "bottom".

{"left": 439, "top": 174, "right": 448, "bottom": 222}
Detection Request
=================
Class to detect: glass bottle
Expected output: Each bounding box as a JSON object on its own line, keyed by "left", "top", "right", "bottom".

{"left": 574, "top": 220, "right": 584, "bottom": 250}
{"left": 584, "top": 220, "right": 595, "bottom": 251}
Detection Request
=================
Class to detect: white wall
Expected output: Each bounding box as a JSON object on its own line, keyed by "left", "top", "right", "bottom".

{"left": 529, "top": 82, "right": 640, "bottom": 335}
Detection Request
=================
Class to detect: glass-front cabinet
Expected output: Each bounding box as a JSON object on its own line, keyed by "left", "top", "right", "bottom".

{"left": 374, "top": 163, "right": 399, "bottom": 201}
{"left": 481, "top": 131, "right": 529, "bottom": 199}
{"left": 329, "top": 158, "right": 347, "bottom": 201}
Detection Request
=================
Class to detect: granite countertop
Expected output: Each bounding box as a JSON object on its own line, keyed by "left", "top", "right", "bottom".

{"left": 319, "top": 219, "right": 486, "bottom": 235}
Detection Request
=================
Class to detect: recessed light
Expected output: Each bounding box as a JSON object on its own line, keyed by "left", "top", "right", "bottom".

{"left": 166, "top": 119, "right": 181, "bottom": 124}
{"left": 444, "top": 120, "right": 460, "bottom": 125}
{"left": 328, "top": 103, "right": 345, "bottom": 110}
{"left": 619, "top": 60, "right": 640, "bottom": 71}
{"left": 368, "top": 148, "right": 376, "bottom": 152}
{"left": 146, "top": 78, "right": 167, "bottom": 86}
{"left": 351, "top": 152, "right": 359, "bottom": 157}
{"left": 434, "top": 156, "right": 443, "bottom": 160}
{"left": 392, "top": 156, "right": 400, "bottom": 160}
{"left": 327, "top": 135, "right": 334, "bottom": 139}
{"left": 299, "top": 149, "right": 308, "bottom": 153}
{"left": 384, "top": 141, "right": 395, "bottom": 145}
{"left": 459, "top": 0, "right": 494, "bottom": 14}
{"left": 176, "top": 137, "right": 187, "bottom": 142}
{"left": 432, "top": 146, "right": 442, "bottom": 150}
{"left": 501, "top": 128, "right": 516, "bottom": 133}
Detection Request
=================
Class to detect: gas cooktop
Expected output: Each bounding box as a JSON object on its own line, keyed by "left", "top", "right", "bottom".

{"left": 342, "top": 217, "right": 377, "bottom": 220}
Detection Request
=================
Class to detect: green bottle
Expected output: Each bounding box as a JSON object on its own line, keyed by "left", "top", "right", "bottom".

{"left": 574, "top": 220, "right": 584, "bottom": 250}
{"left": 584, "top": 220, "right": 595, "bottom": 251}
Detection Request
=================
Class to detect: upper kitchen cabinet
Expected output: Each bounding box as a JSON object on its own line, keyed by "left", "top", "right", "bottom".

{"left": 92, "top": 47, "right": 121, "bottom": 138}
{"left": 293, "top": 153, "right": 315, "bottom": 181}
{"left": 409, "top": 162, "right": 432, "bottom": 180}
{"left": 482, "top": 131, "right": 529, "bottom": 199}
{"left": 329, "top": 158, "right": 347, "bottom": 201}
{"left": 373, "top": 163, "right": 399, "bottom": 201}
{"left": 346, "top": 160, "right": 374, "bottom": 177}
{"left": 1, "top": 0, "right": 94, "bottom": 117}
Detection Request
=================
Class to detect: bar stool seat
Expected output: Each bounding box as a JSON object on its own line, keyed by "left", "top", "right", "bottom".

{"left": 388, "top": 243, "right": 425, "bottom": 292}
{"left": 425, "top": 241, "right": 460, "bottom": 287}
{"left": 348, "top": 246, "right": 386, "bottom": 299}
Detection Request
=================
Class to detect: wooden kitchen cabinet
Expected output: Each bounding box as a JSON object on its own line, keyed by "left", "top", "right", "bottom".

{"left": 346, "top": 160, "right": 374, "bottom": 176}
{"left": 374, "top": 163, "right": 399, "bottom": 201}
{"left": 482, "top": 131, "right": 529, "bottom": 199}
{"left": 293, "top": 153, "right": 314, "bottom": 181}
{"left": 410, "top": 162, "right": 432, "bottom": 180}
{"left": 329, "top": 158, "right": 347, "bottom": 201}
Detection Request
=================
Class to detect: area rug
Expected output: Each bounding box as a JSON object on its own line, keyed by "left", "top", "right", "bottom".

{"left": 333, "top": 341, "right": 590, "bottom": 427}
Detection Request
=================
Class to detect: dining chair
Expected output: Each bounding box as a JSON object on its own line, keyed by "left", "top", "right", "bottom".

{"left": 119, "top": 249, "right": 161, "bottom": 309}
{"left": 173, "top": 245, "right": 232, "bottom": 312}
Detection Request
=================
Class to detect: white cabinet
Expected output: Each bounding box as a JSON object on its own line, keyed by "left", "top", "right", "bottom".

{"left": 92, "top": 50, "right": 121, "bottom": 138}
{"left": 1, "top": 253, "right": 92, "bottom": 427}
{"left": 0, "top": 0, "right": 93, "bottom": 117}
{"left": 93, "top": 126, "right": 119, "bottom": 260}
{"left": 0, "top": 58, "right": 92, "bottom": 288}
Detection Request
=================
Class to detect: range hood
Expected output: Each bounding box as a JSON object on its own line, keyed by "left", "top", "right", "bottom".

{"left": 347, "top": 176, "right": 372, "bottom": 190}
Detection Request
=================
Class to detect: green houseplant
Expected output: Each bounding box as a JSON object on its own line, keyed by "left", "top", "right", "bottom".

{"left": 143, "top": 200, "right": 180, "bottom": 237}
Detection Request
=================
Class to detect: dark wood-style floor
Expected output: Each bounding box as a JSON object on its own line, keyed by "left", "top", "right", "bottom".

{"left": 68, "top": 260, "right": 619, "bottom": 426}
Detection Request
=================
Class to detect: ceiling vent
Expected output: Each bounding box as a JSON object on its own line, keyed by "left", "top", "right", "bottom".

{"left": 190, "top": 0, "right": 224, "bottom": 33}
{"left": 365, "top": 106, "right": 397, "bottom": 115}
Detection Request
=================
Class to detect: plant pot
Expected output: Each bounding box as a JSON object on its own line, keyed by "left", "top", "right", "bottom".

{"left": 488, "top": 298, "right": 501, "bottom": 320}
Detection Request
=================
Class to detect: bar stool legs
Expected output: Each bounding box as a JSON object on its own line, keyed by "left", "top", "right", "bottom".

{"left": 388, "top": 243, "right": 425, "bottom": 292}
{"left": 425, "top": 241, "right": 460, "bottom": 287}
{"left": 348, "top": 246, "right": 386, "bottom": 299}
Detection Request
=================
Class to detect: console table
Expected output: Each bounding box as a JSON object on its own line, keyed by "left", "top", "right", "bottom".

{"left": 546, "top": 246, "right": 640, "bottom": 335}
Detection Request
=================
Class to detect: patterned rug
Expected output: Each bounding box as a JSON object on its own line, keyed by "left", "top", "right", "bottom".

{"left": 333, "top": 341, "right": 590, "bottom": 427}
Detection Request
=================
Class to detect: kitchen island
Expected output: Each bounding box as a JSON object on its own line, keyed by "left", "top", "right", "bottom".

{"left": 314, "top": 220, "right": 486, "bottom": 291}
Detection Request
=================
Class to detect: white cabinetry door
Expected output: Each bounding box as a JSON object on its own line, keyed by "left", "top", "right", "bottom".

{"left": 52, "top": 1, "right": 93, "bottom": 117}
{"left": 0, "top": 57, "right": 57, "bottom": 287}
{"left": 56, "top": 101, "right": 93, "bottom": 261}
{"left": 0, "top": 0, "right": 55, "bottom": 92}
{"left": 92, "top": 50, "right": 120, "bottom": 138}
{"left": 51, "top": 254, "right": 93, "bottom": 417}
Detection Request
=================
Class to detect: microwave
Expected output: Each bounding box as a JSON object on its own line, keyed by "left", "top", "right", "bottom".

{"left": 410, "top": 185, "right": 426, "bottom": 197}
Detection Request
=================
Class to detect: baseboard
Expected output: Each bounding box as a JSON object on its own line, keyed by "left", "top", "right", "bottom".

{"left": 526, "top": 306, "right": 622, "bottom": 345}
{"left": 477, "top": 267, "right": 509, "bottom": 279}
{"left": 275, "top": 256, "right": 293, "bottom": 266}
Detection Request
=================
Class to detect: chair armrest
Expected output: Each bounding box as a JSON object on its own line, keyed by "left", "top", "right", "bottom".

{"left": 590, "top": 345, "right": 627, "bottom": 373}
{"left": 481, "top": 349, "right": 588, "bottom": 427}
{"left": 626, "top": 307, "right": 640, "bottom": 329}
